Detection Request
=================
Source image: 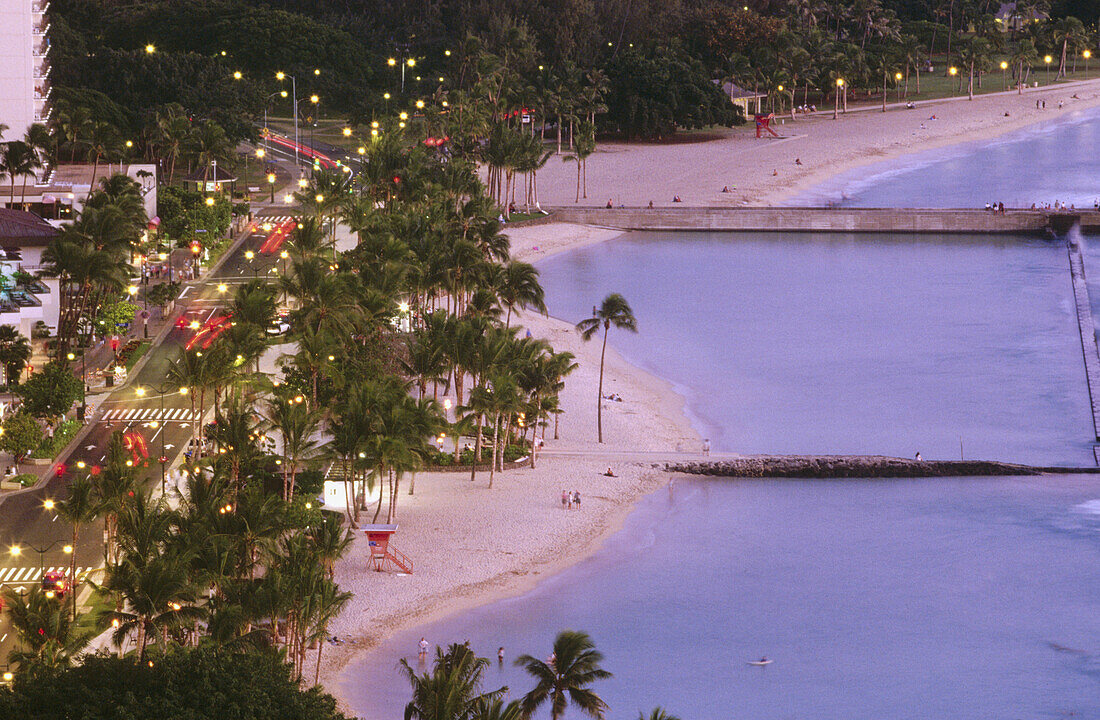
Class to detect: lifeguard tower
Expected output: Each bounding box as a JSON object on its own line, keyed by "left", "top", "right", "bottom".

{"left": 754, "top": 113, "right": 782, "bottom": 138}
{"left": 361, "top": 524, "right": 413, "bottom": 574}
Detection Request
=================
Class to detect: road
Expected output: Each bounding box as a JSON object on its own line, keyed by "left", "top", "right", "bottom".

{"left": 0, "top": 210, "right": 295, "bottom": 667}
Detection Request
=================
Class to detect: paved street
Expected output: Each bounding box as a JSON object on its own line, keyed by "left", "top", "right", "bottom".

{"left": 0, "top": 209, "right": 294, "bottom": 664}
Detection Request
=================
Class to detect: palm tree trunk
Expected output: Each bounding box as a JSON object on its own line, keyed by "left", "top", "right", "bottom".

{"left": 596, "top": 327, "right": 608, "bottom": 443}
{"left": 488, "top": 413, "right": 500, "bottom": 488}
{"left": 470, "top": 414, "right": 483, "bottom": 482}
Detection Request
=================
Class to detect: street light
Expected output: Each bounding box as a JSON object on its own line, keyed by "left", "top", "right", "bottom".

{"left": 9, "top": 539, "right": 73, "bottom": 576}
{"left": 949, "top": 66, "right": 958, "bottom": 94}
{"left": 233, "top": 70, "right": 242, "bottom": 80}
{"left": 267, "top": 171, "right": 276, "bottom": 202}
{"left": 1085, "top": 50, "right": 1092, "bottom": 79}
{"left": 1000, "top": 60, "right": 1009, "bottom": 90}
{"left": 834, "top": 77, "right": 844, "bottom": 119}
{"left": 276, "top": 72, "right": 303, "bottom": 169}
{"left": 1044, "top": 55, "right": 1053, "bottom": 83}
{"left": 895, "top": 72, "right": 903, "bottom": 101}
{"left": 145, "top": 44, "right": 155, "bottom": 54}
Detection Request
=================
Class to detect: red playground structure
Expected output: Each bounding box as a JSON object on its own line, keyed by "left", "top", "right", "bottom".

{"left": 754, "top": 113, "right": 781, "bottom": 138}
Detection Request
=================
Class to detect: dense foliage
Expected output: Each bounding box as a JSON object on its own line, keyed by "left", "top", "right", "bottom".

{"left": 0, "top": 646, "right": 350, "bottom": 720}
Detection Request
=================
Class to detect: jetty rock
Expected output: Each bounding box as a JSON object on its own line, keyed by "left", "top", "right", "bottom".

{"left": 664, "top": 455, "right": 1056, "bottom": 478}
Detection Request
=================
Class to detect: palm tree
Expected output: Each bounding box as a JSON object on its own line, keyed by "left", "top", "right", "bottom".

{"left": 264, "top": 394, "right": 321, "bottom": 501}
{"left": 1011, "top": 40, "right": 1040, "bottom": 94}
{"left": 494, "top": 261, "right": 546, "bottom": 328}
{"left": 401, "top": 642, "right": 508, "bottom": 720}
{"left": 55, "top": 475, "right": 100, "bottom": 620}
{"left": 514, "top": 630, "right": 613, "bottom": 720}
{"left": 639, "top": 709, "right": 681, "bottom": 720}
{"left": 2, "top": 141, "right": 41, "bottom": 209}
{"left": 2, "top": 586, "right": 93, "bottom": 678}
{"left": 567, "top": 122, "right": 597, "bottom": 202}
{"left": 575, "top": 294, "right": 637, "bottom": 443}
{"left": 85, "top": 121, "right": 121, "bottom": 190}
{"left": 0, "top": 324, "right": 31, "bottom": 385}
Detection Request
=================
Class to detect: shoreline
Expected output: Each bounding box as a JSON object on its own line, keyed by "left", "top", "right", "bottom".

{"left": 321, "top": 221, "right": 701, "bottom": 712}
{"left": 322, "top": 87, "right": 1100, "bottom": 713}
{"left": 528, "top": 78, "right": 1100, "bottom": 209}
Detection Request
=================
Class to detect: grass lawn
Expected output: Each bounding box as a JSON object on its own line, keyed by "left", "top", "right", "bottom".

{"left": 123, "top": 341, "right": 151, "bottom": 371}
{"left": 30, "top": 419, "right": 81, "bottom": 460}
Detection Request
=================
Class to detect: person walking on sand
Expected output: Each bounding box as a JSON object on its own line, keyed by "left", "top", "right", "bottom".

{"left": 703, "top": 438, "right": 711, "bottom": 456}
{"left": 418, "top": 637, "right": 429, "bottom": 660}
{"left": 573, "top": 490, "right": 582, "bottom": 507}
{"left": 498, "top": 647, "right": 505, "bottom": 664}
{"left": 567, "top": 492, "right": 573, "bottom": 510}
{"left": 561, "top": 489, "right": 568, "bottom": 509}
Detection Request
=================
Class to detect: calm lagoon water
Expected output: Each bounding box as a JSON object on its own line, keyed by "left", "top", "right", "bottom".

{"left": 790, "top": 104, "right": 1100, "bottom": 208}
{"left": 536, "top": 231, "right": 1092, "bottom": 466}
{"left": 344, "top": 477, "right": 1100, "bottom": 719}
{"left": 342, "top": 114, "right": 1100, "bottom": 718}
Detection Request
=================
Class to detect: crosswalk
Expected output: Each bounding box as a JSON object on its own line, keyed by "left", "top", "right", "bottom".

{"left": 0, "top": 566, "right": 92, "bottom": 584}
{"left": 99, "top": 407, "right": 198, "bottom": 422}
{"left": 255, "top": 215, "right": 297, "bottom": 226}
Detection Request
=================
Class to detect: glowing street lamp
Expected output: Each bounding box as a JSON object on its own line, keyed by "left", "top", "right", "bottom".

{"left": 1044, "top": 55, "right": 1053, "bottom": 82}
{"left": 255, "top": 148, "right": 265, "bottom": 159}
{"left": 145, "top": 44, "right": 156, "bottom": 54}
{"left": 833, "top": 77, "right": 844, "bottom": 119}
{"left": 342, "top": 127, "right": 352, "bottom": 137}
{"left": 267, "top": 171, "right": 276, "bottom": 202}
{"left": 1000, "top": 60, "right": 1009, "bottom": 90}
{"left": 1085, "top": 50, "right": 1092, "bottom": 79}
{"left": 233, "top": 70, "right": 242, "bottom": 80}
{"left": 205, "top": 196, "right": 215, "bottom": 206}
{"left": 894, "top": 71, "right": 903, "bottom": 101}
{"left": 298, "top": 177, "right": 308, "bottom": 188}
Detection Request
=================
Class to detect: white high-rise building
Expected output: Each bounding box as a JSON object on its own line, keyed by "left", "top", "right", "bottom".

{"left": 0, "top": 0, "right": 50, "bottom": 140}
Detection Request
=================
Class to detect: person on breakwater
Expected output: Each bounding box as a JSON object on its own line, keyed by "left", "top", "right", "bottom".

{"left": 915, "top": 452, "right": 922, "bottom": 461}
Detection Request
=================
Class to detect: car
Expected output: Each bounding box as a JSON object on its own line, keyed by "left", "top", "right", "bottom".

{"left": 266, "top": 315, "right": 291, "bottom": 336}
{"left": 41, "top": 570, "right": 69, "bottom": 598}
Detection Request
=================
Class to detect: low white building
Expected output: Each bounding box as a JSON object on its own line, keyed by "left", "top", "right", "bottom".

{"left": 0, "top": 163, "right": 158, "bottom": 224}
{"left": 0, "top": 208, "right": 58, "bottom": 337}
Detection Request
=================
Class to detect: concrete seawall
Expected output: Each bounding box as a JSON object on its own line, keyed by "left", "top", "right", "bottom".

{"left": 544, "top": 206, "right": 1100, "bottom": 235}
{"left": 1066, "top": 241, "right": 1100, "bottom": 444}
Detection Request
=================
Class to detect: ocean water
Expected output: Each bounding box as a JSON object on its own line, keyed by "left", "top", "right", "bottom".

{"left": 790, "top": 104, "right": 1100, "bottom": 208}
{"left": 535, "top": 231, "right": 1092, "bottom": 466}
{"left": 342, "top": 476, "right": 1100, "bottom": 720}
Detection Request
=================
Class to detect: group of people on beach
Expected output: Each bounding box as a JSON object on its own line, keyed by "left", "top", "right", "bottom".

{"left": 561, "top": 489, "right": 583, "bottom": 509}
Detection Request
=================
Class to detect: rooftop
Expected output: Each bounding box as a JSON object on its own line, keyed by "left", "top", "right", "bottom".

{"left": 0, "top": 208, "right": 59, "bottom": 247}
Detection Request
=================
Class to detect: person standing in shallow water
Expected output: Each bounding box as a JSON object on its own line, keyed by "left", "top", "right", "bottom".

{"left": 703, "top": 439, "right": 711, "bottom": 456}
{"left": 418, "top": 637, "right": 429, "bottom": 660}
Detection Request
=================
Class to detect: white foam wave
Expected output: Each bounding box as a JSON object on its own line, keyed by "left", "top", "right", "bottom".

{"left": 1072, "top": 499, "right": 1100, "bottom": 516}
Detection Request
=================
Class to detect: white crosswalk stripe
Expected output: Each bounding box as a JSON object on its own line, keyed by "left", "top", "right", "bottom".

{"left": 255, "top": 215, "right": 297, "bottom": 226}
{"left": 0, "top": 566, "right": 93, "bottom": 584}
{"left": 100, "top": 408, "right": 198, "bottom": 423}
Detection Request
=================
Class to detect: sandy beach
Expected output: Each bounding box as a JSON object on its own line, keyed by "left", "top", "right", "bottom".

{"left": 528, "top": 78, "right": 1100, "bottom": 208}
{"left": 322, "top": 81, "right": 1100, "bottom": 712}
{"left": 322, "top": 220, "right": 700, "bottom": 706}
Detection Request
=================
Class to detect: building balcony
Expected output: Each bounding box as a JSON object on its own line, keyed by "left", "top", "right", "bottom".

{"left": 32, "top": 21, "right": 50, "bottom": 37}
{"left": 34, "top": 61, "right": 51, "bottom": 81}
{"left": 32, "top": 1, "right": 50, "bottom": 14}
{"left": 33, "top": 85, "right": 51, "bottom": 102}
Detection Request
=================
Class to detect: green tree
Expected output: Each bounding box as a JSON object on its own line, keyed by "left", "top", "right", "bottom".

{"left": 0, "top": 646, "right": 351, "bottom": 719}
{"left": 0, "top": 325, "right": 32, "bottom": 385}
{"left": 575, "top": 294, "right": 637, "bottom": 443}
{"left": 17, "top": 360, "right": 83, "bottom": 421}
{"left": 514, "top": 630, "right": 613, "bottom": 720}
{"left": 0, "top": 411, "right": 43, "bottom": 463}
